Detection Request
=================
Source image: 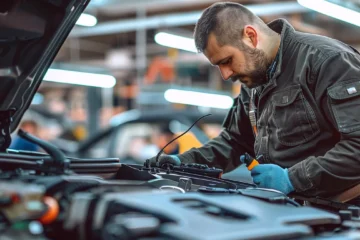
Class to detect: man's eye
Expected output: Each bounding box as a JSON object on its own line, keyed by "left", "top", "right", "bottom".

{"left": 222, "top": 58, "right": 231, "bottom": 65}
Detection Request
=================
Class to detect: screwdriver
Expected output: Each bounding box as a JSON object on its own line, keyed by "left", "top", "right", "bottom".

{"left": 241, "top": 153, "right": 260, "bottom": 170}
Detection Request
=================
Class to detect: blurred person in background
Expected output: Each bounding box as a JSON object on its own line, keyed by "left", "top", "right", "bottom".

{"left": 9, "top": 120, "right": 40, "bottom": 152}
{"left": 140, "top": 125, "right": 180, "bottom": 161}
{"left": 139, "top": 135, "right": 160, "bottom": 161}
{"left": 151, "top": 2, "right": 360, "bottom": 202}
{"left": 157, "top": 125, "right": 180, "bottom": 155}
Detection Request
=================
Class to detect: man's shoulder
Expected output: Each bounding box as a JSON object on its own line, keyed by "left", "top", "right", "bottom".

{"left": 290, "top": 31, "right": 355, "bottom": 59}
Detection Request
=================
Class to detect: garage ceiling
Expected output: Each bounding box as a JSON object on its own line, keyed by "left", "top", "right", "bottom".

{"left": 54, "top": 0, "right": 360, "bottom": 79}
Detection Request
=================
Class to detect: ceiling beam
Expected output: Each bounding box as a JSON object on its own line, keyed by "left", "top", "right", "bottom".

{"left": 87, "top": 0, "right": 224, "bottom": 14}
{"left": 70, "top": 1, "right": 308, "bottom": 38}
{"left": 63, "top": 39, "right": 110, "bottom": 53}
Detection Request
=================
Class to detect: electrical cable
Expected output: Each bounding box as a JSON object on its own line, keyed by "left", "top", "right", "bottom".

{"left": 154, "top": 114, "right": 211, "bottom": 165}
{"left": 285, "top": 198, "right": 302, "bottom": 207}
{"left": 18, "top": 129, "right": 68, "bottom": 171}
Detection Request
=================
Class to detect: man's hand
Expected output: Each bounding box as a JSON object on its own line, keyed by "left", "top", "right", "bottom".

{"left": 148, "top": 155, "right": 181, "bottom": 167}
{"left": 250, "top": 164, "right": 294, "bottom": 195}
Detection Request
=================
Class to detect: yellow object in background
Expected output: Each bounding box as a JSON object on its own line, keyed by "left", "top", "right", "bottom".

{"left": 73, "top": 125, "right": 87, "bottom": 141}
{"left": 168, "top": 48, "right": 179, "bottom": 59}
{"left": 176, "top": 131, "right": 203, "bottom": 154}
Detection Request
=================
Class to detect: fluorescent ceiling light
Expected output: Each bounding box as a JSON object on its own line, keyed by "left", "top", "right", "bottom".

{"left": 44, "top": 69, "right": 116, "bottom": 88}
{"left": 76, "top": 13, "right": 98, "bottom": 27}
{"left": 164, "top": 89, "right": 233, "bottom": 109}
{"left": 155, "top": 32, "right": 197, "bottom": 53}
{"left": 297, "top": 0, "right": 360, "bottom": 27}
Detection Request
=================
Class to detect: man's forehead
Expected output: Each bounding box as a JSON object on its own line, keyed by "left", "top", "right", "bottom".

{"left": 204, "top": 33, "right": 222, "bottom": 65}
{"left": 205, "top": 34, "right": 219, "bottom": 52}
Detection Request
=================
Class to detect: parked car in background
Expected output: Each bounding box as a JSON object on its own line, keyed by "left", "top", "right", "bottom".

{"left": 69, "top": 109, "right": 225, "bottom": 163}
{"left": 60, "top": 108, "right": 252, "bottom": 182}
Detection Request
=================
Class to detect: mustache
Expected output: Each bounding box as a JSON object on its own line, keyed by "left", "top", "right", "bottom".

{"left": 229, "top": 74, "right": 244, "bottom": 83}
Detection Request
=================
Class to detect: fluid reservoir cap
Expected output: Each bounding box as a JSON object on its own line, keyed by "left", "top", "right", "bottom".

{"left": 339, "top": 210, "right": 352, "bottom": 221}
{"left": 348, "top": 206, "right": 360, "bottom": 218}
{"left": 28, "top": 221, "right": 43, "bottom": 235}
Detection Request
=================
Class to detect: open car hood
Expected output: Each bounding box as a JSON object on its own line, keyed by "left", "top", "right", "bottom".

{"left": 0, "top": 0, "right": 89, "bottom": 150}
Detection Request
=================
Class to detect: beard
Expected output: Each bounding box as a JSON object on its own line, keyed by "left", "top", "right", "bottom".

{"left": 230, "top": 45, "right": 273, "bottom": 88}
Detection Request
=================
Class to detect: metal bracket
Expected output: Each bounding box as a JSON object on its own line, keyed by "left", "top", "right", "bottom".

{"left": 178, "top": 177, "right": 192, "bottom": 192}
{"left": 0, "top": 109, "right": 15, "bottom": 151}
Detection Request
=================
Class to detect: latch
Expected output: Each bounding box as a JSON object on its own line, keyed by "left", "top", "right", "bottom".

{"left": 0, "top": 109, "right": 15, "bottom": 151}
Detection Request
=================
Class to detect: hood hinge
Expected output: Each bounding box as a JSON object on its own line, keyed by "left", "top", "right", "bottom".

{"left": 0, "top": 109, "right": 15, "bottom": 151}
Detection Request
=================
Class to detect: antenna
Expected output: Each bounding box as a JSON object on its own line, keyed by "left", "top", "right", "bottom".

{"left": 154, "top": 114, "right": 211, "bottom": 166}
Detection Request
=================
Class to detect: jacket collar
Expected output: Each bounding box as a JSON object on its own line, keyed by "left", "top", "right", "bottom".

{"left": 253, "top": 19, "right": 295, "bottom": 99}
{"left": 267, "top": 18, "right": 295, "bottom": 79}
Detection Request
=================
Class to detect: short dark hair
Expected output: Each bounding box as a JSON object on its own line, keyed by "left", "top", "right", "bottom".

{"left": 194, "top": 2, "right": 269, "bottom": 53}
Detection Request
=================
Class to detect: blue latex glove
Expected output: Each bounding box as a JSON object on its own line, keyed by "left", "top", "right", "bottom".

{"left": 167, "top": 155, "right": 181, "bottom": 164}
{"left": 250, "top": 164, "right": 294, "bottom": 195}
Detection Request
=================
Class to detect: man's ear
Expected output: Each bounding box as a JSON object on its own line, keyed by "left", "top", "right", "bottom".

{"left": 242, "top": 25, "right": 258, "bottom": 48}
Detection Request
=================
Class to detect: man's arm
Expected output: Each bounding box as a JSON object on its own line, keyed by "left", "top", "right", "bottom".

{"left": 178, "top": 87, "right": 255, "bottom": 172}
{"left": 288, "top": 51, "right": 360, "bottom": 197}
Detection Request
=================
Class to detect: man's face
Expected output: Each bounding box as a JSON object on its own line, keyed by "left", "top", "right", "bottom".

{"left": 204, "top": 33, "right": 271, "bottom": 88}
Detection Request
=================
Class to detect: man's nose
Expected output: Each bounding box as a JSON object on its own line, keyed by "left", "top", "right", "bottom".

{"left": 218, "top": 66, "right": 233, "bottom": 81}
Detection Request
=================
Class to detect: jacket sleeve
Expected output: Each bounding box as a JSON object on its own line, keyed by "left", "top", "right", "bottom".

{"left": 177, "top": 86, "right": 255, "bottom": 172}
{"left": 288, "top": 51, "right": 360, "bottom": 197}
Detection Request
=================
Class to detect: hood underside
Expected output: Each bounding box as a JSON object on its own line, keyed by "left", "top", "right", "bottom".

{"left": 0, "top": 0, "right": 89, "bottom": 148}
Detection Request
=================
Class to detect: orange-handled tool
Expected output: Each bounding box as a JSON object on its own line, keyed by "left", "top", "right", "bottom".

{"left": 243, "top": 153, "right": 260, "bottom": 171}
{"left": 39, "top": 196, "right": 59, "bottom": 224}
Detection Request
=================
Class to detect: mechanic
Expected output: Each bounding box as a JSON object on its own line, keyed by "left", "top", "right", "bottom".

{"left": 151, "top": 2, "right": 360, "bottom": 200}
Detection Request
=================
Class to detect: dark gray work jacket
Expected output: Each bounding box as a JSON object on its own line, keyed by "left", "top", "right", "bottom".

{"left": 179, "top": 19, "right": 360, "bottom": 197}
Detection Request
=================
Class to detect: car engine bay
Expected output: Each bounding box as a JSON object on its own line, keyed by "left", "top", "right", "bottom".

{"left": 1, "top": 138, "right": 360, "bottom": 240}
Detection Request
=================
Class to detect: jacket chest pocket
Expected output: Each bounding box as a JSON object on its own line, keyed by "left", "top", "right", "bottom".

{"left": 271, "top": 86, "right": 320, "bottom": 146}
{"left": 327, "top": 79, "right": 360, "bottom": 133}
